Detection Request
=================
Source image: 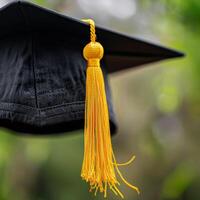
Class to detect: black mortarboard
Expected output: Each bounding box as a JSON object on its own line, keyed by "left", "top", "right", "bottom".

{"left": 0, "top": 1, "right": 184, "bottom": 198}
{"left": 0, "top": 1, "right": 183, "bottom": 135}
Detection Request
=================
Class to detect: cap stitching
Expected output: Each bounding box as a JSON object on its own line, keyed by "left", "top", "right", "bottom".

{"left": 0, "top": 101, "right": 85, "bottom": 111}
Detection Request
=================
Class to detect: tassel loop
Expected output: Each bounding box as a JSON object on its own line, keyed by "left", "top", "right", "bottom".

{"left": 82, "top": 19, "right": 96, "bottom": 42}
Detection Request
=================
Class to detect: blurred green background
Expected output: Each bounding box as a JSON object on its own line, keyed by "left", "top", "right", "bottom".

{"left": 0, "top": 0, "right": 200, "bottom": 199}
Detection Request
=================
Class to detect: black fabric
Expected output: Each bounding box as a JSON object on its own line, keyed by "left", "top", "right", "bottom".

{"left": 0, "top": 1, "right": 183, "bottom": 134}
{"left": 0, "top": 32, "right": 116, "bottom": 134}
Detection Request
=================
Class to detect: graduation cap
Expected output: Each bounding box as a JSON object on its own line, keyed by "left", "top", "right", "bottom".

{"left": 0, "top": 1, "right": 184, "bottom": 198}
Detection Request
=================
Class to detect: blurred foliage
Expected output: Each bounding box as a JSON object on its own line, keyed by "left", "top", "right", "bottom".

{"left": 0, "top": 0, "right": 200, "bottom": 200}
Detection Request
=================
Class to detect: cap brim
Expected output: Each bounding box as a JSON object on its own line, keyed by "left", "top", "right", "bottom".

{"left": 0, "top": 1, "right": 184, "bottom": 73}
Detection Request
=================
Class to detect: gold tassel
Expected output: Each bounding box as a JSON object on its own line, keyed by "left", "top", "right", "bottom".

{"left": 81, "top": 19, "right": 140, "bottom": 198}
